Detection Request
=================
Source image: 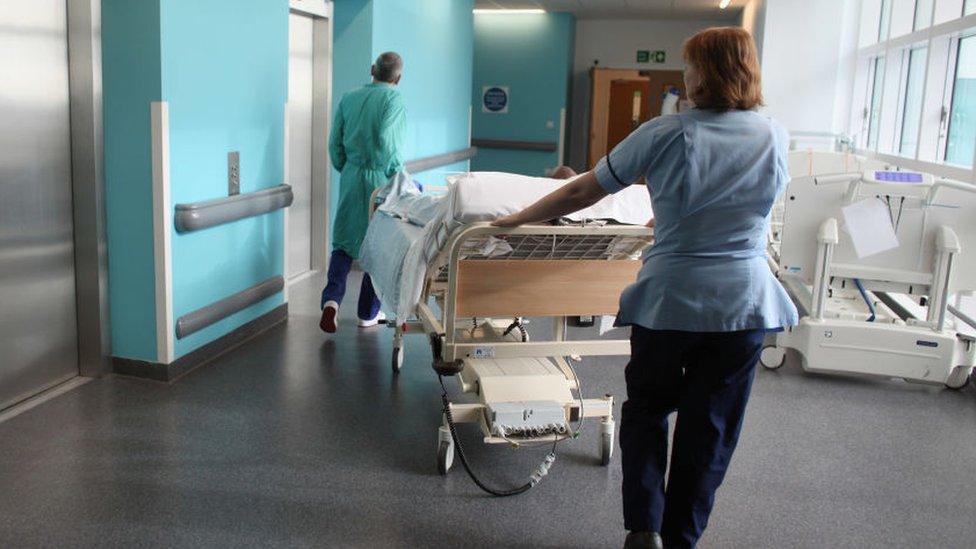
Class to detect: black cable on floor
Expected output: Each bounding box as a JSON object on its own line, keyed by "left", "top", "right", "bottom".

{"left": 439, "top": 375, "right": 555, "bottom": 497}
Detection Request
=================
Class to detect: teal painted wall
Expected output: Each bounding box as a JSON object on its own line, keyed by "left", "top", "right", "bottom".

{"left": 103, "top": 0, "right": 288, "bottom": 362}
{"left": 330, "top": 0, "right": 474, "bottom": 227}
{"left": 161, "top": 0, "right": 288, "bottom": 358}
{"left": 330, "top": 0, "right": 374, "bottom": 226}
{"left": 370, "top": 0, "right": 474, "bottom": 188}
{"left": 102, "top": 0, "right": 163, "bottom": 361}
{"left": 471, "top": 12, "right": 574, "bottom": 176}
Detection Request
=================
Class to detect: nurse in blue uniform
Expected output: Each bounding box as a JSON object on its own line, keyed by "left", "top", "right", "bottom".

{"left": 493, "top": 27, "right": 797, "bottom": 549}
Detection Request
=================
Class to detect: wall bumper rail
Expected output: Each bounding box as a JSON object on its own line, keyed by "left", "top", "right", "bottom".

{"left": 405, "top": 147, "right": 478, "bottom": 174}
{"left": 174, "top": 184, "right": 293, "bottom": 233}
{"left": 470, "top": 139, "right": 557, "bottom": 152}
{"left": 175, "top": 275, "right": 284, "bottom": 339}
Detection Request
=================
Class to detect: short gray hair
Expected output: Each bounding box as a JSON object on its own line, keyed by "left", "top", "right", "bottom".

{"left": 371, "top": 51, "right": 403, "bottom": 83}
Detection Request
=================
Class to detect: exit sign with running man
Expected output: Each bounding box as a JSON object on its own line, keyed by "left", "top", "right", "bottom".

{"left": 637, "top": 50, "right": 666, "bottom": 64}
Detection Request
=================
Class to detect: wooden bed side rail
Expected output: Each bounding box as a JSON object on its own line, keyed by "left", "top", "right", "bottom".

{"left": 455, "top": 259, "right": 640, "bottom": 317}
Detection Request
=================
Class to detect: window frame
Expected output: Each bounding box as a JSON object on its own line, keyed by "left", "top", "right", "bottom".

{"left": 848, "top": 3, "right": 976, "bottom": 182}
{"left": 897, "top": 44, "right": 928, "bottom": 156}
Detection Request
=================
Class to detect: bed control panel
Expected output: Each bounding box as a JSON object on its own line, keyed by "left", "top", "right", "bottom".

{"left": 864, "top": 170, "right": 931, "bottom": 185}
{"left": 488, "top": 401, "right": 569, "bottom": 438}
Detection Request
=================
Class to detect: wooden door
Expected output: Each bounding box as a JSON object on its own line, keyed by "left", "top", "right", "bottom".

{"left": 607, "top": 79, "right": 651, "bottom": 153}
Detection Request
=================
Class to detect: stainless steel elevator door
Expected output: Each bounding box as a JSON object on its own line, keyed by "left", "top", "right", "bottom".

{"left": 0, "top": 0, "right": 79, "bottom": 410}
{"left": 287, "top": 13, "right": 314, "bottom": 280}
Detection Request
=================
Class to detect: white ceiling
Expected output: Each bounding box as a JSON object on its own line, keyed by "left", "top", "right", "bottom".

{"left": 473, "top": 0, "right": 747, "bottom": 21}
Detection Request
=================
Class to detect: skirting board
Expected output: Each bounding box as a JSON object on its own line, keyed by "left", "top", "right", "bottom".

{"left": 113, "top": 303, "right": 288, "bottom": 383}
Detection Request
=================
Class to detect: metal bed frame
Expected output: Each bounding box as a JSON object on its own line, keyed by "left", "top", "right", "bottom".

{"left": 368, "top": 182, "right": 652, "bottom": 473}
{"left": 409, "top": 222, "right": 650, "bottom": 473}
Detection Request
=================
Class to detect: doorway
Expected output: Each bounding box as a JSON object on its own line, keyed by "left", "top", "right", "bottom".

{"left": 286, "top": 1, "right": 331, "bottom": 284}
{"left": 0, "top": 0, "right": 79, "bottom": 410}
{"left": 588, "top": 68, "right": 686, "bottom": 168}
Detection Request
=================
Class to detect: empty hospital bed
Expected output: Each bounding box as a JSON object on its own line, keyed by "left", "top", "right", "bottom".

{"left": 360, "top": 172, "right": 653, "bottom": 491}
{"left": 762, "top": 153, "right": 976, "bottom": 389}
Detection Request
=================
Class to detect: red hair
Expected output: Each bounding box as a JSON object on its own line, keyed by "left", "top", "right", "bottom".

{"left": 683, "top": 27, "right": 764, "bottom": 111}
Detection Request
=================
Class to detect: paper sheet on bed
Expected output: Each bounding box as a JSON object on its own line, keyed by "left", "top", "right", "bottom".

{"left": 361, "top": 171, "right": 653, "bottom": 321}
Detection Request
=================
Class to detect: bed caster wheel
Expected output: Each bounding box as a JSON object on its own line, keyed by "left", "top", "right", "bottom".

{"left": 391, "top": 347, "right": 404, "bottom": 373}
{"left": 760, "top": 346, "right": 786, "bottom": 370}
{"left": 944, "top": 366, "right": 972, "bottom": 390}
{"left": 437, "top": 426, "right": 454, "bottom": 475}
{"left": 599, "top": 418, "right": 614, "bottom": 466}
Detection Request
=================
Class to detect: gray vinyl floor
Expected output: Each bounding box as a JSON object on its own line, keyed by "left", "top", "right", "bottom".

{"left": 2, "top": 273, "right": 975, "bottom": 548}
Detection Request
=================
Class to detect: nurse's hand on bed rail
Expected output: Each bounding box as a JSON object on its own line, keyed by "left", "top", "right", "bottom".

{"left": 491, "top": 213, "right": 524, "bottom": 228}
{"left": 491, "top": 171, "right": 608, "bottom": 227}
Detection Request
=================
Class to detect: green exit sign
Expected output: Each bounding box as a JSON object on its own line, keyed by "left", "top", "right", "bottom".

{"left": 637, "top": 50, "right": 666, "bottom": 64}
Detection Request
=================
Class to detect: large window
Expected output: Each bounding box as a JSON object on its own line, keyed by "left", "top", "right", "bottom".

{"left": 867, "top": 57, "right": 886, "bottom": 149}
{"left": 946, "top": 35, "right": 975, "bottom": 166}
{"left": 914, "top": 0, "right": 934, "bottom": 29}
{"left": 900, "top": 47, "right": 927, "bottom": 155}
{"left": 850, "top": 1, "right": 976, "bottom": 180}
{"left": 879, "top": 0, "right": 892, "bottom": 40}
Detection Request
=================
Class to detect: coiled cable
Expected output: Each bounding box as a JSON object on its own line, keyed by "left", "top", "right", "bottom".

{"left": 439, "top": 375, "right": 556, "bottom": 497}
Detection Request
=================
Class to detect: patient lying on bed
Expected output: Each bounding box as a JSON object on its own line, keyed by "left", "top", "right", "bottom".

{"left": 359, "top": 171, "right": 654, "bottom": 322}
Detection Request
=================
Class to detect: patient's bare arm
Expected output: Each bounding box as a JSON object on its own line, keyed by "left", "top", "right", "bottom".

{"left": 492, "top": 171, "right": 608, "bottom": 227}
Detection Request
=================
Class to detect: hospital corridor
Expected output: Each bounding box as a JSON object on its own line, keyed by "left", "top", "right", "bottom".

{"left": 2, "top": 1, "right": 976, "bottom": 548}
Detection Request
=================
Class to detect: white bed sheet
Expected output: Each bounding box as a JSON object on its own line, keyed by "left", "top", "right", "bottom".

{"left": 361, "top": 171, "right": 654, "bottom": 321}
{"left": 446, "top": 172, "right": 652, "bottom": 226}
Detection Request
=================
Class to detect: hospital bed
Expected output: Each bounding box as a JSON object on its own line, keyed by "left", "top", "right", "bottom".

{"left": 768, "top": 149, "right": 866, "bottom": 266}
{"left": 361, "top": 172, "right": 653, "bottom": 487}
{"left": 762, "top": 154, "right": 976, "bottom": 389}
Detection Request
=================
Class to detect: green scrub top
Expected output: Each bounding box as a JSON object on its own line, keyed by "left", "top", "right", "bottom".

{"left": 329, "top": 82, "right": 406, "bottom": 258}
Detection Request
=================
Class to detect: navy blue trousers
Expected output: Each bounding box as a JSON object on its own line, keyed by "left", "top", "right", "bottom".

{"left": 320, "top": 250, "right": 381, "bottom": 320}
{"left": 620, "top": 326, "right": 764, "bottom": 548}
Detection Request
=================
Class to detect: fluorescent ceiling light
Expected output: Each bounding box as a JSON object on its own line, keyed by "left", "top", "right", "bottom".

{"left": 472, "top": 8, "right": 546, "bottom": 14}
{"left": 718, "top": 0, "right": 732, "bottom": 8}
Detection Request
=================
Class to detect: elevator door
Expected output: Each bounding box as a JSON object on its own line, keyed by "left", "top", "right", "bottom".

{"left": 287, "top": 13, "right": 314, "bottom": 280}
{"left": 0, "top": 1, "right": 79, "bottom": 410}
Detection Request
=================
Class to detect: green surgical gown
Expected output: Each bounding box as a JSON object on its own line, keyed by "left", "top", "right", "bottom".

{"left": 329, "top": 82, "right": 406, "bottom": 258}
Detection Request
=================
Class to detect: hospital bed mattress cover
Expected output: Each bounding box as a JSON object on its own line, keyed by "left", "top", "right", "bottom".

{"left": 361, "top": 171, "right": 654, "bottom": 321}
{"left": 379, "top": 171, "right": 653, "bottom": 229}
{"left": 445, "top": 172, "right": 652, "bottom": 226}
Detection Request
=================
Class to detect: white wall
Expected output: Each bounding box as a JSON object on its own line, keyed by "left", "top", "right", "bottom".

{"left": 568, "top": 18, "right": 728, "bottom": 170}
{"left": 759, "top": 0, "right": 859, "bottom": 136}
{"left": 739, "top": 0, "right": 766, "bottom": 58}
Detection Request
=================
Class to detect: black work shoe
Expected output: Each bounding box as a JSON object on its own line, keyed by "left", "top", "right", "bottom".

{"left": 623, "top": 531, "right": 664, "bottom": 549}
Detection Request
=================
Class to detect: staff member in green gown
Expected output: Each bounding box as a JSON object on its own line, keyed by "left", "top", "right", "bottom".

{"left": 320, "top": 52, "right": 406, "bottom": 334}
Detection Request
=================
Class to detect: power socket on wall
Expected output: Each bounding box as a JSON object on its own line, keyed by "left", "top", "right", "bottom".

{"left": 228, "top": 151, "right": 240, "bottom": 195}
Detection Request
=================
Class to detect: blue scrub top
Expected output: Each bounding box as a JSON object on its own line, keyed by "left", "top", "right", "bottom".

{"left": 595, "top": 108, "right": 798, "bottom": 333}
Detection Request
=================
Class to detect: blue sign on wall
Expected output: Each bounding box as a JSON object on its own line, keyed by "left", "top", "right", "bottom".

{"left": 482, "top": 85, "right": 509, "bottom": 113}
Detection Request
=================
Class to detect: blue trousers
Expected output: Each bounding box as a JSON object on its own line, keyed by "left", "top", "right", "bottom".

{"left": 620, "top": 326, "right": 764, "bottom": 548}
{"left": 320, "top": 250, "right": 381, "bottom": 320}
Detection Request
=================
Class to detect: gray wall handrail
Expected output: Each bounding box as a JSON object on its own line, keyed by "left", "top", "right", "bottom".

{"left": 471, "top": 138, "right": 557, "bottom": 152}
{"left": 174, "top": 184, "right": 293, "bottom": 233}
{"left": 175, "top": 275, "right": 283, "bottom": 339}
{"left": 405, "top": 146, "right": 477, "bottom": 174}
